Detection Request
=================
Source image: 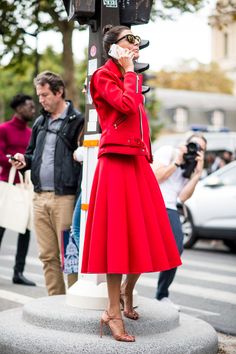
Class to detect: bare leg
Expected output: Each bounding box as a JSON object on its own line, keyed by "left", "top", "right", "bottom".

{"left": 106, "top": 274, "right": 122, "bottom": 317}
{"left": 101, "top": 274, "right": 135, "bottom": 341}
{"left": 121, "top": 274, "right": 141, "bottom": 319}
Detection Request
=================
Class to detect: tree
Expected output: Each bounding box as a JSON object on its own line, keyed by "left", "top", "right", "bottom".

{"left": 152, "top": 0, "right": 205, "bottom": 19}
{"left": 153, "top": 62, "right": 234, "bottom": 94}
{"left": 0, "top": 46, "right": 64, "bottom": 121}
{"left": 0, "top": 45, "right": 88, "bottom": 122}
{"left": 0, "top": 1, "right": 207, "bottom": 104}
{"left": 0, "top": 0, "right": 80, "bottom": 105}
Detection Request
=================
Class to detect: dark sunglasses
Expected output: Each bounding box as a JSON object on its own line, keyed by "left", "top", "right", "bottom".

{"left": 115, "top": 34, "right": 141, "bottom": 45}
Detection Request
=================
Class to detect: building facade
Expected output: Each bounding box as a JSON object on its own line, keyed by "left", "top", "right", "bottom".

{"left": 155, "top": 88, "right": 236, "bottom": 133}
{"left": 209, "top": 0, "right": 236, "bottom": 94}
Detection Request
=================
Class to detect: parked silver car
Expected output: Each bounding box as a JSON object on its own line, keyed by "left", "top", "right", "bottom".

{"left": 181, "top": 161, "right": 236, "bottom": 252}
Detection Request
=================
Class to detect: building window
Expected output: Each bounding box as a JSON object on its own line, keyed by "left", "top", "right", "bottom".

{"left": 211, "top": 110, "right": 225, "bottom": 128}
{"left": 224, "top": 32, "right": 228, "bottom": 58}
{"left": 173, "top": 107, "right": 188, "bottom": 132}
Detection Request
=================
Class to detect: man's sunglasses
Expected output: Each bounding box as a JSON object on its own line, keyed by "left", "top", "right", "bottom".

{"left": 115, "top": 34, "right": 141, "bottom": 45}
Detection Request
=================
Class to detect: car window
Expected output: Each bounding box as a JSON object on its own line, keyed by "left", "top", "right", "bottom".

{"left": 218, "top": 167, "right": 236, "bottom": 186}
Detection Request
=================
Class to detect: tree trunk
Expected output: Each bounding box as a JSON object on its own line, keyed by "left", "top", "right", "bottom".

{"left": 61, "top": 21, "right": 78, "bottom": 108}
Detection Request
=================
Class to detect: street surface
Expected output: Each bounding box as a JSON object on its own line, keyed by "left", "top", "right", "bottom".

{"left": 0, "top": 229, "right": 236, "bottom": 337}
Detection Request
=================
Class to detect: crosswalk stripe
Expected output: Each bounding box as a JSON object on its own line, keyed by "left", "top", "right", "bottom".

{"left": 0, "top": 290, "right": 33, "bottom": 304}
{"left": 177, "top": 268, "right": 236, "bottom": 285}
{"left": 0, "top": 273, "right": 45, "bottom": 288}
{"left": 172, "top": 283, "right": 236, "bottom": 305}
{"left": 142, "top": 267, "right": 236, "bottom": 286}
{"left": 0, "top": 254, "right": 41, "bottom": 266}
{"left": 183, "top": 259, "right": 236, "bottom": 274}
{"left": 139, "top": 276, "right": 236, "bottom": 305}
{"left": 0, "top": 266, "right": 45, "bottom": 281}
{"left": 180, "top": 305, "right": 220, "bottom": 316}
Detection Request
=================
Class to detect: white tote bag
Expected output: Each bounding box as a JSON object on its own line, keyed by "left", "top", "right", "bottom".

{"left": 24, "top": 170, "right": 34, "bottom": 232}
{"left": 0, "top": 167, "right": 30, "bottom": 234}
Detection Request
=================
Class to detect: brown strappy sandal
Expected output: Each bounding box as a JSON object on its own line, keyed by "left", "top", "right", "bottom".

{"left": 120, "top": 293, "right": 140, "bottom": 320}
{"left": 100, "top": 310, "right": 135, "bottom": 342}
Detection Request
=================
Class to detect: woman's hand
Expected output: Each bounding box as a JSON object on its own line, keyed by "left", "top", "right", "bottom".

{"left": 118, "top": 49, "right": 135, "bottom": 73}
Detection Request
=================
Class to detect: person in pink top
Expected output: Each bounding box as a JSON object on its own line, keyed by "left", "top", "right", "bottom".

{"left": 0, "top": 94, "right": 36, "bottom": 286}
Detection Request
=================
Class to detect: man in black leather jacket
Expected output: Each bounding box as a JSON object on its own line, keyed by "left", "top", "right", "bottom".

{"left": 11, "top": 71, "right": 84, "bottom": 295}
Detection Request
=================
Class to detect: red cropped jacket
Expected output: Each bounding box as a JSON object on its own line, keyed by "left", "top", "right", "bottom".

{"left": 90, "top": 59, "right": 153, "bottom": 162}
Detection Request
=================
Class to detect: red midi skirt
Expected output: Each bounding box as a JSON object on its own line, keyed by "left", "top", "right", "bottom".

{"left": 81, "top": 154, "right": 182, "bottom": 274}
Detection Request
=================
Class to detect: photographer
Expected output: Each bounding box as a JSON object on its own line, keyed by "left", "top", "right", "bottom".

{"left": 152, "top": 133, "right": 207, "bottom": 310}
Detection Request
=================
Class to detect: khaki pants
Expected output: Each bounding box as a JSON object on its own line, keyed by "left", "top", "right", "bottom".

{"left": 33, "top": 192, "right": 78, "bottom": 295}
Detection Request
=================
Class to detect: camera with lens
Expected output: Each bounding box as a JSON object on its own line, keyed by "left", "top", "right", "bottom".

{"left": 181, "top": 142, "right": 201, "bottom": 178}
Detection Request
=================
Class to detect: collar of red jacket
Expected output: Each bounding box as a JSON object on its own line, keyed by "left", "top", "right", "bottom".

{"left": 104, "top": 59, "right": 124, "bottom": 80}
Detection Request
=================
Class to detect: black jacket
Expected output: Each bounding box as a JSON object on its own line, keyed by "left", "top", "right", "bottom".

{"left": 24, "top": 101, "right": 84, "bottom": 195}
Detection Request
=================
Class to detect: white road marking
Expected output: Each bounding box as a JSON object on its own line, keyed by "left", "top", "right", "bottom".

{"left": 0, "top": 266, "right": 44, "bottom": 281}
{"left": 0, "top": 273, "right": 45, "bottom": 288}
{"left": 139, "top": 276, "right": 236, "bottom": 305}
{"left": 177, "top": 268, "right": 236, "bottom": 286}
{"left": 0, "top": 290, "right": 33, "bottom": 304}
{"left": 183, "top": 259, "right": 236, "bottom": 274}
{"left": 179, "top": 305, "right": 220, "bottom": 316}
{"left": 0, "top": 254, "right": 41, "bottom": 266}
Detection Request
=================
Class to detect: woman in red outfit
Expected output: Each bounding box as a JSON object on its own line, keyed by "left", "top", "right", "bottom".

{"left": 81, "top": 25, "right": 181, "bottom": 342}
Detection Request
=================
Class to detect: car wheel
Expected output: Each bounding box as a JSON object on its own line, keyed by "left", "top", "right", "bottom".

{"left": 223, "top": 240, "right": 236, "bottom": 253}
{"left": 179, "top": 209, "right": 198, "bottom": 249}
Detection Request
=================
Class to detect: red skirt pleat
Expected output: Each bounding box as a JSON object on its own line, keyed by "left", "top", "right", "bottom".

{"left": 81, "top": 154, "right": 182, "bottom": 274}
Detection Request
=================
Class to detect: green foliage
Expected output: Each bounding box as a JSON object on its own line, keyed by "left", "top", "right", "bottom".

{"left": 0, "top": 46, "right": 63, "bottom": 120}
{"left": 145, "top": 91, "right": 163, "bottom": 142}
{"left": 0, "top": 45, "right": 88, "bottom": 120}
{"left": 151, "top": 0, "right": 205, "bottom": 19}
{"left": 75, "top": 50, "right": 88, "bottom": 114}
{"left": 161, "top": 0, "right": 204, "bottom": 13}
{"left": 39, "top": 47, "right": 63, "bottom": 74}
{"left": 0, "top": 55, "right": 35, "bottom": 121}
{"left": 0, "top": 0, "right": 207, "bottom": 119}
{"left": 153, "top": 61, "right": 234, "bottom": 94}
{"left": 0, "top": 0, "right": 68, "bottom": 66}
{"left": 0, "top": 0, "right": 206, "bottom": 66}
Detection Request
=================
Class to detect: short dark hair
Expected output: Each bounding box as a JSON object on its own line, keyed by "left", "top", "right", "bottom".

{"left": 102, "top": 24, "right": 130, "bottom": 59}
{"left": 34, "top": 71, "right": 66, "bottom": 98}
{"left": 10, "top": 94, "right": 33, "bottom": 110}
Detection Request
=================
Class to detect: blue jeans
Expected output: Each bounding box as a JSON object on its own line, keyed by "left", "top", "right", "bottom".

{"left": 71, "top": 194, "right": 81, "bottom": 249}
{"left": 156, "top": 208, "right": 183, "bottom": 300}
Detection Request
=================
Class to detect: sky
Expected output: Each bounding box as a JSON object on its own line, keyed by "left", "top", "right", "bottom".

{"left": 36, "top": 1, "right": 217, "bottom": 72}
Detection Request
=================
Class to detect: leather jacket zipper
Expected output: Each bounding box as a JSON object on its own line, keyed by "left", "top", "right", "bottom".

{"left": 137, "top": 75, "right": 144, "bottom": 143}
{"left": 113, "top": 117, "right": 125, "bottom": 129}
{"left": 138, "top": 105, "right": 144, "bottom": 141}
{"left": 136, "top": 74, "right": 139, "bottom": 93}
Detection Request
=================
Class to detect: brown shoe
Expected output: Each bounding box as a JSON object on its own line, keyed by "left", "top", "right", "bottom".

{"left": 120, "top": 293, "right": 139, "bottom": 320}
{"left": 100, "top": 310, "right": 135, "bottom": 342}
